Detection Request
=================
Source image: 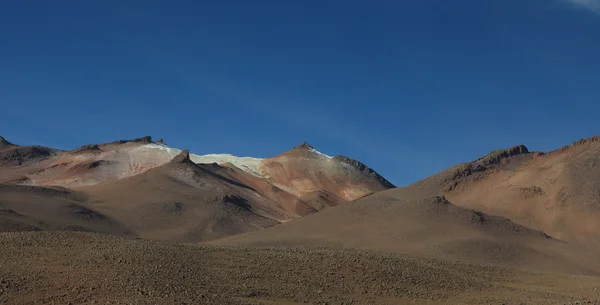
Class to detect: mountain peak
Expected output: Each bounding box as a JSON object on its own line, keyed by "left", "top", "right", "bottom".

{"left": 295, "top": 142, "right": 314, "bottom": 150}
{"left": 170, "top": 149, "right": 193, "bottom": 165}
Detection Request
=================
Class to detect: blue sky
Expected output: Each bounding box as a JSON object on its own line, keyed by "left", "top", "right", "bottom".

{"left": 1, "top": 0, "right": 599, "bottom": 186}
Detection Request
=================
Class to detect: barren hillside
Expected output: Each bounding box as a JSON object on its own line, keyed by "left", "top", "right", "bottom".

{"left": 387, "top": 136, "right": 600, "bottom": 244}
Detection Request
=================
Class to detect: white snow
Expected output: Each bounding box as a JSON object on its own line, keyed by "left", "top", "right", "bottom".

{"left": 308, "top": 147, "right": 333, "bottom": 159}
{"left": 189, "top": 154, "right": 264, "bottom": 177}
{"left": 139, "top": 144, "right": 265, "bottom": 177}
{"left": 138, "top": 143, "right": 184, "bottom": 158}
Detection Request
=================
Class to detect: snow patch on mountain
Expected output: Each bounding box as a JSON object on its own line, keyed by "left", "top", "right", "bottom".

{"left": 137, "top": 143, "right": 182, "bottom": 158}
{"left": 309, "top": 147, "right": 333, "bottom": 159}
{"left": 190, "top": 154, "right": 264, "bottom": 177}
{"left": 140, "top": 144, "right": 264, "bottom": 177}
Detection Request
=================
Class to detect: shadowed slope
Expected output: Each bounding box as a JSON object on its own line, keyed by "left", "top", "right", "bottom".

{"left": 0, "top": 136, "right": 60, "bottom": 181}
{"left": 0, "top": 184, "right": 129, "bottom": 235}
{"left": 213, "top": 194, "right": 598, "bottom": 274}
{"left": 79, "top": 150, "right": 282, "bottom": 242}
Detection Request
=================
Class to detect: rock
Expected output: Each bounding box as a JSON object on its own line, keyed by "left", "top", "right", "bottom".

{"left": 170, "top": 150, "right": 192, "bottom": 164}
{"left": 333, "top": 155, "right": 395, "bottom": 188}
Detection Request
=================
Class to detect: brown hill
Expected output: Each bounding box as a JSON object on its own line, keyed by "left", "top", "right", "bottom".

{"left": 77, "top": 150, "right": 282, "bottom": 242}
{"left": 0, "top": 136, "right": 59, "bottom": 178}
{"left": 0, "top": 184, "right": 128, "bottom": 235}
{"left": 213, "top": 194, "right": 600, "bottom": 274}
{"left": 4, "top": 135, "right": 600, "bottom": 303}
{"left": 386, "top": 136, "right": 600, "bottom": 245}
{"left": 0, "top": 136, "right": 179, "bottom": 187}
{"left": 0, "top": 136, "right": 393, "bottom": 219}
{"left": 255, "top": 142, "right": 394, "bottom": 212}
{"left": 0, "top": 136, "right": 394, "bottom": 241}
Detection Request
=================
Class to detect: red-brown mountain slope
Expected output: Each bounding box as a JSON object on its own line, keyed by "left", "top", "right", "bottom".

{"left": 0, "top": 136, "right": 394, "bottom": 241}
{"left": 385, "top": 136, "right": 600, "bottom": 245}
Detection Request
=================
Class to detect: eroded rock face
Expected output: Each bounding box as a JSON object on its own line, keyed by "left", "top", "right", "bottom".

{"left": 474, "top": 145, "right": 530, "bottom": 167}
{"left": 108, "top": 136, "right": 153, "bottom": 145}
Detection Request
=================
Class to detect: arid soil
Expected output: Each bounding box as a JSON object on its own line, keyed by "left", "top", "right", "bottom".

{"left": 2, "top": 231, "right": 600, "bottom": 305}
{"left": 3, "top": 135, "right": 600, "bottom": 304}
{"left": 213, "top": 195, "right": 600, "bottom": 275}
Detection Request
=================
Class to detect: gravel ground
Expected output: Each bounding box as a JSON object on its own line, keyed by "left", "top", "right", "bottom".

{"left": 2, "top": 231, "right": 600, "bottom": 304}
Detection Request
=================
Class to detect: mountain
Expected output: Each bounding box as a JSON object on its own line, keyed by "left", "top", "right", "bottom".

{"left": 378, "top": 136, "right": 600, "bottom": 245}
{"left": 216, "top": 142, "right": 395, "bottom": 216}
{"left": 0, "top": 135, "right": 394, "bottom": 241}
{"left": 212, "top": 135, "right": 600, "bottom": 274}
{"left": 213, "top": 194, "right": 599, "bottom": 274}
{"left": 4, "top": 134, "right": 600, "bottom": 303}
{"left": 79, "top": 150, "right": 281, "bottom": 242}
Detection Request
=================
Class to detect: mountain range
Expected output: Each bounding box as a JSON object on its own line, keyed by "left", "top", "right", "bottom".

{"left": 0, "top": 135, "right": 393, "bottom": 241}
{"left": 3, "top": 134, "right": 600, "bottom": 304}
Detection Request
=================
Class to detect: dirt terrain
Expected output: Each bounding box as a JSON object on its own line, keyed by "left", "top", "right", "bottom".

{"left": 2, "top": 231, "right": 600, "bottom": 305}
{"left": 214, "top": 195, "right": 600, "bottom": 275}
{"left": 3, "top": 135, "right": 600, "bottom": 303}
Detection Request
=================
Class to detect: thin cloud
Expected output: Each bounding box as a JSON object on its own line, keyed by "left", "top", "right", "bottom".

{"left": 563, "top": 0, "right": 600, "bottom": 14}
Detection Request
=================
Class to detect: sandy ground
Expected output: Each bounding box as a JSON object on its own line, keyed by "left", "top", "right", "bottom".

{"left": 2, "top": 231, "right": 600, "bottom": 305}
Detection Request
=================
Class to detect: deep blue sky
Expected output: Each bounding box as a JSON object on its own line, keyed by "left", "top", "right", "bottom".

{"left": 1, "top": 0, "right": 599, "bottom": 186}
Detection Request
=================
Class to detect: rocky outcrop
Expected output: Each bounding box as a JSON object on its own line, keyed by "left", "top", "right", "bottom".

{"left": 170, "top": 149, "right": 193, "bottom": 165}
{"left": 109, "top": 136, "right": 153, "bottom": 145}
{"left": 570, "top": 136, "right": 600, "bottom": 147}
{"left": 295, "top": 142, "right": 314, "bottom": 150}
{"left": 440, "top": 145, "right": 532, "bottom": 191}
{"left": 334, "top": 155, "right": 396, "bottom": 188}
{"left": 70, "top": 144, "right": 102, "bottom": 154}
{"left": 0, "top": 146, "right": 56, "bottom": 165}
{"left": 553, "top": 136, "right": 600, "bottom": 153}
{"left": 474, "top": 145, "right": 530, "bottom": 167}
